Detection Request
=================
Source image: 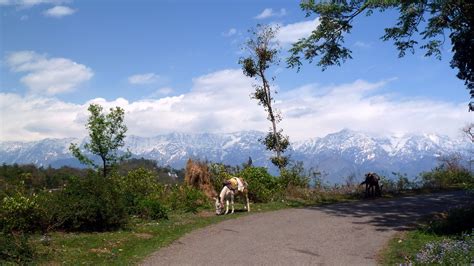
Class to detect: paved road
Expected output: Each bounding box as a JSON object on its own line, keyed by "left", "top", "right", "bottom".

{"left": 141, "top": 191, "right": 473, "bottom": 265}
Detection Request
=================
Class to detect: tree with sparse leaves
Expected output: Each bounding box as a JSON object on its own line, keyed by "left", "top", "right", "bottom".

{"left": 69, "top": 104, "right": 130, "bottom": 178}
{"left": 287, "top": 0, "right": 474, "bottom": 108}
{"left": 239, "top": 24, "right": 290, "bottom": 170}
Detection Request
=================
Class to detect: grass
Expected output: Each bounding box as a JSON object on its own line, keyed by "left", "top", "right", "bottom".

{"left": 30, "top": 201, "right": 302, "bottom": 265}
{"left": 380, "top": 202, "right": 474, "bottom": 265}
{"left": 25, "top": 187, "right": 469, "bottom": 265}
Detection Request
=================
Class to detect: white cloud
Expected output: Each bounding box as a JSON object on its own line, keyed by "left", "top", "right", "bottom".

{"left": 276, "top": 18, "right": 319, "bottom": 45}
{"left": 255, "top": 8, "right": 286, "bottom": 19}
{"left": 0, "top": 69, "right": 470, "bottom": 142}
{"left": 43, "top": 5, "right": 75, "bottom": 18}
{"left": 128, "top": 73, "right": 162, "bottom": 85}
{"left": 6, "top": 51, "right": 93, "bottom": 95}
{"left": 222, "top": 28, "right": 237, "bottom": 37}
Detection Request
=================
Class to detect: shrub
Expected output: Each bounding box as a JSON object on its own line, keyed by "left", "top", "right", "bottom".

{"left": 279, "top": 162, "right": 310, "bottom": 189}
{"left": 0, "top": 232, "right": 34, "bottom": 264}
{"left": 114, "top": 168, "right": 161, "bottom": 214}
{"left": 239, "top": 167, "right": 281, "bottom": 202}
{"left": 137, "top": 196, "right": 168, "bottom": 220}
{"left": 165, "top": 185, "right": 210, "bottom": 213}
{"left": 427, "top": 204, "right": 474, "bottom": 236}
{"left": 55, "top": 173, "right": 128, "bottom": 231}
{"left": 0, "top": 192, "right": 42, "bottom": 234}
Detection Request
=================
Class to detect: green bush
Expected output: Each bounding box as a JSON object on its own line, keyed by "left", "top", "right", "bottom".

{"left": 114, "top": 168, "right": 161, "bottom": 214}
{"left": 0, "top": 192, "right": 42, "bottom": 234}
{"left": 279, "top": 162, "right": 310, "bottom": 189}
{"left": 55, "top": 173, "right": 128, "bottom": 232}
{"left": 165, "top": 185, "right": 210, "bottom": 213}
{"left": 427, "top": 204, "right": 474, "bottom": 236}
{"left": 239, "top": 167, "right": 281, "bottom": 202}
{"left": 137, "top": 196, "right": 168, "bottom": 220}
{"left": 0, "top": 232, "right": 34, "bottom": 264}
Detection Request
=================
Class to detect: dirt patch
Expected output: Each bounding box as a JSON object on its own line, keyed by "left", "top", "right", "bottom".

{"left": 134, "top": 233, "right": 154, "bottom": 239}
{"left": 197, "top": 211, "right": 215, "bottom": 218}
{"left": 90, "top": 248, "right": 111, "bottom": 254}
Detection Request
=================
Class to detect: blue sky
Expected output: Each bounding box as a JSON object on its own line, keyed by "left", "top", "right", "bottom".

{"left": 0, "top": 0, "right": 471, "bottom": 141}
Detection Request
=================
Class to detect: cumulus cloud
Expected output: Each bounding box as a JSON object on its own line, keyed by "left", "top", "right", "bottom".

{"left": 0, "top": 69, "right": 470, "bottom": 142}
{"left": 128, "top": 73, "right": 162, "bottom": 85}
{"left": 255, "top": 8, "right": 286, "bottom": 19}
{"left": 276, "top": 18, "right": 319, "bottom": 45}
{"left": 43, "top": 5, "right": 75, "bottom": 18}
{"left": 6, "top": 51, "right": 93, "bottom": 95}
{"left": 149, "top": 87, "right": 174, "bottom": 97}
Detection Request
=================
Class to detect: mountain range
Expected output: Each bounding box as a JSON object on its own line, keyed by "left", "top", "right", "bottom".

{"left": 1, "top": 129, "right": 471, "bottom": 183}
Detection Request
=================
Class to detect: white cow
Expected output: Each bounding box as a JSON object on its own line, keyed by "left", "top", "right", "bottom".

{"left": 215, "top": 177, "right": 250, "bottom": 215}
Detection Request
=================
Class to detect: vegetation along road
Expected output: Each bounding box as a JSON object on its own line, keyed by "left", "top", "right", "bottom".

{"left": 142, "top": 191, "right": 473, "bottom": 265}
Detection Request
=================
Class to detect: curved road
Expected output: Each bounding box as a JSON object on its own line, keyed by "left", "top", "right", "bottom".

{"left": 142, "top": 191, "right": 473, "bottom": 265}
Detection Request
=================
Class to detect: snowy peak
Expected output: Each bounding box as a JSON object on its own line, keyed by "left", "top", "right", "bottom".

{"left": 0, "top": 130, "right": 470, "bottom": 182}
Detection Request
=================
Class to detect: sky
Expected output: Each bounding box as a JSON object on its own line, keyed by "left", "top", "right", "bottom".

{"left": 0, "top": 0, "right": 471, "bottom": 142}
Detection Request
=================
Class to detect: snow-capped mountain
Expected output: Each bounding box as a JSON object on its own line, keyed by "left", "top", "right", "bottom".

{"left": 0, "top": 129, "right": 471, "bottom": 183}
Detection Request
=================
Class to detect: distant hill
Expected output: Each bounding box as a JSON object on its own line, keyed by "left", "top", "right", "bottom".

{"left": 1, "top": 129, "right": 471, "bottom": 183}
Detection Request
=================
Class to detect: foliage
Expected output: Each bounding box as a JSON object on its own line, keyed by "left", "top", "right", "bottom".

{"left": 137, "top": 196, "right": 168, "bottom": 220}
{"left": 421, "top": 158, "right": 472, "bottom": 189}
{"left": 239, "top": 24, "right": 289, "bottom": 170}
{"left": 288, "top": 0, "right": 474, "bottom": 103}
{"left": 0, "top": 163, "right": 87, "bottom": 197}
{"left": 239, "top": 167, "right": 281, "bottom": 202}
{"left": 0, "top": 192, "right": 42, "bottom": 234}
{"left": 426, "top": 204, "right": 474, "bottom": 236}
{"left": 114, "top": 168, "right": 160, "bottom": 214}
{"left": 69, "top": 103, "right": 130, "bottom": 177}
{"left": 208, "top": 163, "right": 234, "bottom": 194}
{"left": 117, "top": 158, "right": 184, "bottom": 184}
{"left": 279, "top": 161, "right": 311, "bottom": 189}
{"left": 165, "top": 185, "right": 210, "bottom": 213}
{"left": 54, "top": 173, "right": 128, "bottom": 231}
{"left": 0, "top": 232, "right": 34, "bottom": 264}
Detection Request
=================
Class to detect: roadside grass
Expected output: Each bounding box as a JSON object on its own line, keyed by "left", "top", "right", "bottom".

{"left": 26, "top": 188, "right": 467, "bottom": 265}
{"left": 31, "top": 201, "right": 302, "bottom": 265}
{"left": 380, "top": 202, "right": 474, "bottom": 265}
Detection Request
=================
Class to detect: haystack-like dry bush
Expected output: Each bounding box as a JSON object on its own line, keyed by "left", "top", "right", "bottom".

{"left": 184, "top": 159, "right": 217, "bottom": 199}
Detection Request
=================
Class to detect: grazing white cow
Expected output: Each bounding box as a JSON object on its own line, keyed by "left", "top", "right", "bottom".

{"left": 215, "top": 177, "right": 250, "bottom": 215}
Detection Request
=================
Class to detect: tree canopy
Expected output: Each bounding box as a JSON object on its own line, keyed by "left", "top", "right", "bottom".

{"left": 287, "top": 0, "right": 474, "bottom": 107}
{"left": 69, "top": 104, "right": 130, "bottom": 177}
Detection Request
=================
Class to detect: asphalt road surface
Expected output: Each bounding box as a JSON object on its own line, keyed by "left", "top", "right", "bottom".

{"left": 142, "top": 191, "right": 473, "bottom": 265}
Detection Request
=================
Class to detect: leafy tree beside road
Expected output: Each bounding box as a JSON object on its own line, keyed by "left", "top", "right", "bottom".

{"left": 69, "top": 104, "right": 130, "bottom": 177}
{"left": 239, "top": 25, "right": 290, "bottom": 170}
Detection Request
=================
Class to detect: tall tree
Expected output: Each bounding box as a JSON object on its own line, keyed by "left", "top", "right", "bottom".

{"left": 69, "top": 104, "right": 130, "bottom": 177}
{"left": 287, "top": 0, "right": 474, "bottom": 108}
{"left": 239, "top": 24, "right": 290, "bottom": 170}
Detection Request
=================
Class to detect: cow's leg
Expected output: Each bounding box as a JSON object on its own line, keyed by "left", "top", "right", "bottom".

{"left": 246, "top": 193, "right": 250, "bottom": 212}
{"left": 230, "top": 193, "right": 234, "bottom": 214}
{"left": 225, "top": 199, "right": 229, "bottom": 215}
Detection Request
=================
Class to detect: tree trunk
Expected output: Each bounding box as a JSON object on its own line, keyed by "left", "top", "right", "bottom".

{"left": 261, "top": 73, "right": 282, "bottom": 165}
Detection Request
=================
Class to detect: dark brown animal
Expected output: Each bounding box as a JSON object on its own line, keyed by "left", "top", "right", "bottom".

{"left": 360, "top": 172, "right": 382, "bottom": 198}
